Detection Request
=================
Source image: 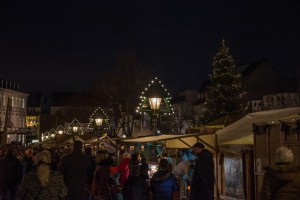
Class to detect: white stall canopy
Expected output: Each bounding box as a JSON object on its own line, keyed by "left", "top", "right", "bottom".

{"left": 123, "top": 133, "right": 216, "bottom": 151}
{"left": 216, "top": 107, "right": 300, "bottom": 145}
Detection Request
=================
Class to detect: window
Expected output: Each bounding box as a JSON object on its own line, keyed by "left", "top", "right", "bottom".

{"left": 22, "top": 99, "right": 25, "bottom": 108}
{"left": 12, "top": 97, "right": 14, "bottom": 107}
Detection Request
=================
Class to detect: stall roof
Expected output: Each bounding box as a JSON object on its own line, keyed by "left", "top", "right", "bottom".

{"left": 216, "top": 107, "right": 300, "bottom": 145}
{"left": 123, "top": 133, "right": 216, "bottom": 151}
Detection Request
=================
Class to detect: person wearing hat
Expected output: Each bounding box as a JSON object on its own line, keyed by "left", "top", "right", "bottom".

{"left": 190, "top": 142, "right": 214, "bottom": 200}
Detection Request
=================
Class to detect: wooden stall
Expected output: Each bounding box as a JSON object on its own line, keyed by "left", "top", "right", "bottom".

{"left": 216, "top": 107, "right": 300, "bottom": 200}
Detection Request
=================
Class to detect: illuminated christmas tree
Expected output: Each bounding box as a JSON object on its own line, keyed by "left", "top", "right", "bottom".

{"left": 204, "top": 40, "right": 244, "bottom": 123}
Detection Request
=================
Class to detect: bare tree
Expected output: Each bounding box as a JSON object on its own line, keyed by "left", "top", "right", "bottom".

{"left": 91, "top": 49, "right": 153, "bottom": 137}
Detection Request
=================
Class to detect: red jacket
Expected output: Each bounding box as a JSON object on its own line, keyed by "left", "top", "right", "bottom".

{"left": 117, "top": 158, "right": 130, "bottom": 187}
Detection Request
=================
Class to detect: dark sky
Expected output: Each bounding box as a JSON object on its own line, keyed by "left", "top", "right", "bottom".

{"left": 1, "top": 0, "right": 300, "bottom": 94}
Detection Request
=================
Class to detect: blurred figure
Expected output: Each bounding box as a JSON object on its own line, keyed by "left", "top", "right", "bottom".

{"left": 92, "top": 150, "right": 116, "bottom": 200}
{"left": 21, "top": 148, "right": 34, "bottom": 176}
{"left": 58, "top": 141, "right": 90, "bottom": 200}
{"left": 139, "top": 156, "right": 149, "bottom": 180}
{"left": 117, "top": 153, "right": 131, "bottom": 188}
{"left": 0, "top": 149, "right": 23, "bottom": 200}
{"left": 17, "top": 150, "right": 67, "bottom": 200}
{"left": 0, "top": 146, "right": 5, "bottom": 160}
{"left": 261, "top": 146, "right": 300, "bottom": 200}
{"left": 85, "top": 147, "right": 96, "bottom": 200}
{"left": 190, "top": 142, "right": 214, "bottom": 200}
{"left": 129, "top": 153, "right": 141, "bottom": 176}
{"left": 150, "top": 159, "right": 179, "bottom": 200}
{"left": 124, "top": 165, "right": 147, "bottom": 200}
{"left": 50, "top": 150, "right": 60, "bottom": 171}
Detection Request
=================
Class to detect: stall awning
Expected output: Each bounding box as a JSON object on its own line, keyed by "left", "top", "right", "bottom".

{"left": 216, "top": 107, "right": 300, "bottom": 145}
{"left": 123, "top": 133, "right": 216, "bottom": 151}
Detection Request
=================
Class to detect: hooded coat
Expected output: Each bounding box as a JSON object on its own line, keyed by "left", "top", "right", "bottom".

{"left": 261, "top": 163, "right": 300, "bottom": 200}
{"left": 150, "top": 169, "right": 179, "bottom": 200}
{"left": 117, "top": 157, "right": 130, "bottom": 187}
{"left": 190, "top": 149, "right": 214, "bottom": 200}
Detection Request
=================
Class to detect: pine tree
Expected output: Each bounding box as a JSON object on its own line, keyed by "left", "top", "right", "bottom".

{"left": 204, "top": 40, "right": 244, "bottom": 123}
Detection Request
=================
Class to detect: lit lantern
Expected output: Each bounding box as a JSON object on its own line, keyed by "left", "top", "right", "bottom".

{"left": 72, "top": 125, "right": 78, "bottom": 133}
{"left": 95, "top": 117, "right": 103, "bottom": 127}
{"left": 149, "top": 97, "right": 162, "bottom": 110}
{"left": 130, "top": 145, "right": 135, "bottom": 151}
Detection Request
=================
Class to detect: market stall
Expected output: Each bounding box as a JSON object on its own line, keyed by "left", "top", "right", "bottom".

{"left": 123, "top": 132, "right": 218, "bottom": 200}
{"left": 216, "top": 107, "right": 300, "bottom": 200}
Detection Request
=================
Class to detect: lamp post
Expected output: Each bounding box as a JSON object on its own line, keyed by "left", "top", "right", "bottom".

{"left": 88, "top": 107, "right": 109, "bottom": 149}
{"left": 136, "top": 77, "right": 173, "bottom": 160}
{"left": 136, "top": 77, "right": 173, "bottom": 135}
{"left": 68, "top": 119, "right": 83, "bottom": 141}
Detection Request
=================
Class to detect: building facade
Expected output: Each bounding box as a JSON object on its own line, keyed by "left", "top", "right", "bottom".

{"left": 0, "top": 79, "right": 29, "bottom": 144}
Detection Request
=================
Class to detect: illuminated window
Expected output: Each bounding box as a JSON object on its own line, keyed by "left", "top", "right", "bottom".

{"left": 12, "top": 97, "right": 14, "bottom": 107}
{"left": 22, "top": 99, "right": 25, "bottom": 108}
{"left": 26, "top": 116, "right": 37, "bottom": 127}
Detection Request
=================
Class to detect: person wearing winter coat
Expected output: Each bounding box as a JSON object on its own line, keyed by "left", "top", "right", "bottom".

{"left": 190, "top": 142, "right": 214, "bottom": 200}
{"left": 0, "top": 149, "right": 23, "bottom": 200}
{"left": 117, "top": 153, "right": 131, "bottom": 188}
{"left": 17, "top": 150, "right": 67, "bottom": 200}
{"left": 58, "top": 141, "right": 90, "bottom": 200}
{"left": 92, "top": 150, "right": 117, "bottom": 200}
{"left": 21, "top": 148, "right": 34, "bottom": 176}
{"left": 150, "top": 159, "right": 179, "bottom": 200}
{"left": 124, "top": 165, "right": 147, "bottom": 200}
{"left": 261, "top": 146, "right": 300, "bottom": 200}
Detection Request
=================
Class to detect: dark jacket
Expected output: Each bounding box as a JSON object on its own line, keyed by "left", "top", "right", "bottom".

{"left": 21, "top": 155, "right": 33, "bottom": 176}
{"left": 140, "top": 162, "right": 149, "bottom": 180}
{"left": 150, "top": 169, "right": 179, "bottom": 200}
{"left": 261, "top": 163, "right": 300, "bottom": 200}
{"left": 0, "top": 153, "right": 22, "bottom": 190}
{"left": 124, "top": 175, "right": 147, "bottom": 200}
{"left": 190, "top": 149, "right": 214, "bottom": 200}
{"left": 92, "top": 159, "right": 117, "bottom": 199}
{"left": 58, "top": 152, "right": 90, "bottom": 200}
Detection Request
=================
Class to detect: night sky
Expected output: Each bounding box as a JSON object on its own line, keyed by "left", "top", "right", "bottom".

{"left": 1, "top": 1, "right": 300, "bottom": 94}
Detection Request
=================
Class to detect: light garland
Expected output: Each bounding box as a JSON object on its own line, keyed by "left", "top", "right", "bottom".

{"left": 204, "top": 40, "right": 246, "bottom": 122}
{"left": 87, "top": 106, "right": 110, "bottom": 129}
{"left": 67, "top": 118, "right": 84, "bottom": 135}
{"left": 136, "top": 77, "right": 174, "bottom": 115}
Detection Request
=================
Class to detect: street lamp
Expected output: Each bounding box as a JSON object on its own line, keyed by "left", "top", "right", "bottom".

{"left": 56, "top": 125, "right": 64, "bottom": 135}
{"left": 136, "top": 77, "right": 174, "bottom": 161}
{"left": 49, "top": 128, "right": 56, "bottom": 138}
{"left": 67, "top": 119, "right": 83, "bottom": 141}
{"left": 88, "top": 107, "right": 109, "bottom": 149}
{"left": 136, "top": 77, "right": 174, "bottom": 134}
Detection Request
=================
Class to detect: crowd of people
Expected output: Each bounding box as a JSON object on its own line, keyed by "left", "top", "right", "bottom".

{"left": 2, "top": 139, "right": 299, "bottom": 200}
{"left": 0, "top": 141, "right": 185, "bottom": 200}
{"left": 13, "top": 139, "right": 297, "bottom": 200}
